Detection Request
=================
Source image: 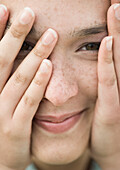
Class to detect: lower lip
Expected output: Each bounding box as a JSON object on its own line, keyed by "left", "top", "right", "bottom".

{"left": 34, "top": 113, "right": 83, "bottom": 134}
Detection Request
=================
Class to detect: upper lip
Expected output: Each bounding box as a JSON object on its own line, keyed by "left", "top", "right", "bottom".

{"left": 34, "top": 108, "right": 88, "bottom": 123}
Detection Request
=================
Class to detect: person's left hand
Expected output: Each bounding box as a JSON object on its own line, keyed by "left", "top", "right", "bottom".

{"left": 90, "top": 2, "right": 120, "bottom": 170}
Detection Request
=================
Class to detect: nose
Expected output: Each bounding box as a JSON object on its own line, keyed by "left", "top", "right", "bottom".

{"left": 44, "top": 64, "right": 78, "bottom": 106}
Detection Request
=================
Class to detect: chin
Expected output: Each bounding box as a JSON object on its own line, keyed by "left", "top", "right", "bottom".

{"left": 32, "top": 141, "right": 89, "bottom": 166}
{"left": 31, "top": 125, "right": 91, "bottom": 166}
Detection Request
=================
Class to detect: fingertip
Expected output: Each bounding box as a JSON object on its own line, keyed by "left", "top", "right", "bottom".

{"left": 98, "top": 36, "right": 113, "bottom": 64}
{"left": 0, "top": 4, "right": 9, "bottom": 23}
{"left": 106, "top": 36, "right": 113, "bottom": 51}
{"left": 107, "top": 2, "right": 120, "bottom": 18}
{"left": 43, "top": 59, "right": 52, "bottom": 67}
{"left": 40, "top": 59, "right": 52, "bottom": 73}
{"left": 100, "top": 36, "right": 113, "bottom": 52}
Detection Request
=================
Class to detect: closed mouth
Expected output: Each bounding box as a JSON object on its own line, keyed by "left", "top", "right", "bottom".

{"left": 34, "top": 108, "right": 88, "bottom": 123}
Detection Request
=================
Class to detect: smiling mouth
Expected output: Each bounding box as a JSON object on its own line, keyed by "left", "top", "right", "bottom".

{"left": 34, "top": 108, "right": 88, "bottom": 133}
{"left": 34, "top": 108, "right": 88, "bottom": 123}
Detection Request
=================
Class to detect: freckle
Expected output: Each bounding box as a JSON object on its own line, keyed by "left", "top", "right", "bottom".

{"left": 54, "top": 7, "right": 57, "bottom": 12}
{"left": 47, "top": 15, "right": 50, "bottom": 20}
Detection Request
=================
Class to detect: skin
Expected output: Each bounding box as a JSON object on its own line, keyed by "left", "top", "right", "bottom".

{"left": 0, "top": 0, "right": 120, "bottom": 170}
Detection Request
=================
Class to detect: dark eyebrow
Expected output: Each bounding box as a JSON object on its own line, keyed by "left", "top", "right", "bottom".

{"left": 6, "top": 21, "right": 107, "bottom": 40}
{"left": 69, "top": 24, "right": 107, "bottom": 38}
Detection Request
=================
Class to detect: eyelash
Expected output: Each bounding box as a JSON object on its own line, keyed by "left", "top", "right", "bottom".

{"left": 20, "top": 41, "right": 101, "bottom": 58}
{"left": 21, "top": 41, "right": 34, "bottom": 51}
{"left": 76, "top": 42, "right": 101, "bottom": 52}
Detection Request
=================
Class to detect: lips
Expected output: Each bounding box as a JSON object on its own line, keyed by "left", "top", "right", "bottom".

{"left": 35, "top": 108, "right": 87, "bottom": 123}
{"left": 34, "top": 108, "right": 88, "bottom": 133}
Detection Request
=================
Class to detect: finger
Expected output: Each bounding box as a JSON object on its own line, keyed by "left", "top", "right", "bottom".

{"left": 91, "top": 36, "right": 120, "bottom": 158}
{"left": 13, "top": 59, "right": 52, "bottom": 124}
{"left": 107, "top": 3, "right": 120, "bottom": 95}
{"left": 97, "top": 36, "right": 119, "bottom": 124}
{"left": 0, "top": 28, "right": 58, "bottom": 119}
{"left": 0, "top": 5, "right": 9, "bottom": 39}
{"left": 0, "top": 7, "right": 35, "bottom": 92}
{"left": 111, "top": 0, "right": 120, "bottom": 4}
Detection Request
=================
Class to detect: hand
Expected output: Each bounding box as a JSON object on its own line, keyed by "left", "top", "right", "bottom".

{"left": 111, "top": 0, "right": 120, "bottom": 4}
{"left": 0, "top": 6, "right": 58, "bottom": 170}
{"left": 90, "top": 3, "right": 120, "bottom": 170}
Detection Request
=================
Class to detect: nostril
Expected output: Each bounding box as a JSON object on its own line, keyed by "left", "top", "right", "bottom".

{"left": 44, "top": 81, "right": 78, "bottom": 106}
{"left": 44, "top": 96, "right": 67, "bottom": 106}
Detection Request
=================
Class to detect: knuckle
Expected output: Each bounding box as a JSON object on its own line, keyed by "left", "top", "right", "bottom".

{"left": 104, "top": 56, "right": 113, "bottom": 64}
{"left": 10, "top": 25, "right": 26, "bottom": 38}
{"left": 110, "top": 26, "right": 120, "bottom": 34}
{"left": 96, "top": 109, "right": 120, "bottom": 126}
{"left": 106, "top": 77, "right": 116, "bottom": 86}
{"left": 23, "top": 95, "right": 36, "bottom": 107}
{"left": 14, "top": 72, "right": 28, "bottom": 85}
{"left": 34, "top": 78, "right": 43, "bottom": 86}
{"left": 0, "top": 57, "right": 9, "bottom": 69}
{"left": 2, "top": 125, "right": 12, "bottom": 136}
{"left": 100, "top": 75, "right": 116, "bottom": 86}
{"left": 34, "top": 72, "right": 48, "bottom": 86}
{"left": 32, "top": 47, "right": 46, "bottom": 58}
{"left": 34, "top": 77, "right": 45, "bottom": 86}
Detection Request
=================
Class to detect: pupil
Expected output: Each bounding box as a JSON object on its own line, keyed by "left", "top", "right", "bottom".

{"left": 21, "top": 42, "right": 32, "bottom": 50}
{"left": 87, "top": 43, "right": 99, "bottom": 50}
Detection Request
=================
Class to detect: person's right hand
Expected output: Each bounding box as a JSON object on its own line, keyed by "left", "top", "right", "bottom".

{"left": 111, "top": 0, "right": 120, "bottom": 4}
{"left": 0, "top": 5, "right": 58, "bottom": 170}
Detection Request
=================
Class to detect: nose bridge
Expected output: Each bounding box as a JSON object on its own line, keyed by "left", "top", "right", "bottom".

{"left": 44, "top": 61, "right": 78, "bottom": 106}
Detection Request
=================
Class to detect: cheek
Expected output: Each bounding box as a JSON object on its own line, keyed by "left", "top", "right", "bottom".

{"left": 73, "top": 60, "right": 98, "bottom": 100}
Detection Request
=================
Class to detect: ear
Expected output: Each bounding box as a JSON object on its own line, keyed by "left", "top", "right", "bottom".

{"left": 111, "top": 0, "right": 120, "bottom": 4}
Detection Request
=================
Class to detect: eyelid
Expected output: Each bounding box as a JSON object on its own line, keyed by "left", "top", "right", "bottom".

{"left": 75, "top": 42, "right": 101, "bottom": 52}
{"left": 17, "top": 40, "right": 35, "bottom": 60}
{"left": 20, "top": 40, "right": 35, "bottom": 51}
{"left": 24, "top": 40, "right": 35, "bottom": 47}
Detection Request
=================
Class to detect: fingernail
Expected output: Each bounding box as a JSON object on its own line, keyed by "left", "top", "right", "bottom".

{"left": 106, "top": 36, "right": 113, "bottom": 51}
{"left": 40, "top": 59, "right": 51, "bottom": 73}
{"left": 114, "top": 4, "right": 120, "bottom": 20}
{"left": 19, "top": 7, "right": 35, "bottom": 25}
{"left": 0, "top": 4, "right": 7, "bottom": 21}
{"left": 42, "top": 28, "right": 57, "bottom": 45}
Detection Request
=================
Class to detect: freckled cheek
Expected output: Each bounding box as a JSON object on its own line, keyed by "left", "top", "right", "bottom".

{"left": 74, "top": 61, "right": 98, "bottom": 100}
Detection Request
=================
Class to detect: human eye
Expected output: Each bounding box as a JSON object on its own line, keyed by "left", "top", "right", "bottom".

{"left": 21, "top": 41, "right": 34, "bottom": 51}
{"left": 17, "top": 41, "right": 35, "bottom": 60}
{"left": 75, "top": 42, "right": 101, "bottom": 52}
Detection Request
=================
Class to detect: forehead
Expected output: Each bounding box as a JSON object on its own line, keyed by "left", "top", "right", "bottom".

{"left": 4, "top": 0, "right": 110, "bottom": 39}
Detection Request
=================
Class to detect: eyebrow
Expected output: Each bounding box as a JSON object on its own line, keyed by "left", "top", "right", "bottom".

{"left": 6, "top": 21, "right": 107, "bottom": 40}
{"left": 69, "top": 24, "right": 107, "bottom": 38}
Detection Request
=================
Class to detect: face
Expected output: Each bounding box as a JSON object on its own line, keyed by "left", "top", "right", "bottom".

{"left": 2, "top": 0, "right": 110, "bottom": 167}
